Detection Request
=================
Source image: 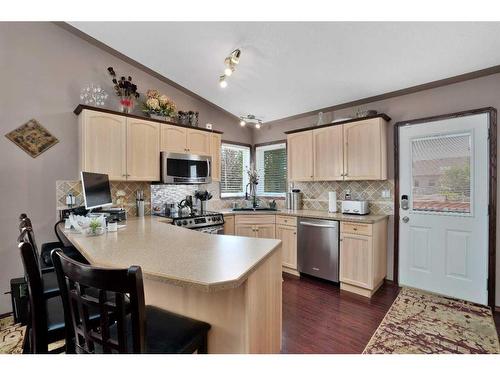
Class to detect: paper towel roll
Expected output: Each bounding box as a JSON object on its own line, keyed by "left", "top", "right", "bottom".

{"left": 328, "top": 191, "right": 337, "bottom": 213}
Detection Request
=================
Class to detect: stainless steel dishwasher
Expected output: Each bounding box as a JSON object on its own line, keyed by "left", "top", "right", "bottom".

{"left": 297, "top": 218, "right": 339, "bottom": 282}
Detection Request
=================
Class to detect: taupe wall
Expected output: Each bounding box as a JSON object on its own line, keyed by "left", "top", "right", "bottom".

{"left": 254, "top": 73, "right": 500, "bottom": 306}
{"left": 0, "top": 22, "right": 251, "bottom": 314}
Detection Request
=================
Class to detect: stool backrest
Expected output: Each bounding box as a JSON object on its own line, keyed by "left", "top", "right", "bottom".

{"left": 51, "top": 250, "right": 146, "bottom": 353}
{"left": 18, "top": 241, "right": 48, "bottom": 353}
{"left": 18, "top": 226, "right": 41, "bottom": 271}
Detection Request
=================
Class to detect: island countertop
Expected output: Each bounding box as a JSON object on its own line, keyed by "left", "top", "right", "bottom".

{"left": 60, "top": 216, "right": 281, "bottom": 292}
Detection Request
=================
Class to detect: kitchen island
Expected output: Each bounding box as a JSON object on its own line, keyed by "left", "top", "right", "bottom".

{"left": 60, "top": 216, "right": 282, "bottom": 354}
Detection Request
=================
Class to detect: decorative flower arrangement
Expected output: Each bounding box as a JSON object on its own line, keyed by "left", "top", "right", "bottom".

{"left": 142, "top": 89, "right": 177, "bottom": 120}
{"left": 247, "top": 166, "right": 259, "bottom": 186}
{"left": 107, "top": 67, "right": 140, "bottom": 113}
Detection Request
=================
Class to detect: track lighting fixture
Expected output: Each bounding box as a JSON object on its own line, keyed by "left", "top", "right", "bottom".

{"left": 219, "top": 49, "right": 241, "bottom": 88}
{"left": 239, "top": 115, "right": 263, "bottom": 129}
{"left": 219, "top": 75, "right": 228, "bottom": 88}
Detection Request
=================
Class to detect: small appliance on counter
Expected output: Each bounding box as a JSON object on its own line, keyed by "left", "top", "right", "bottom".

{"left": 341, "top": 200, "right": 370, "bottom": 215}
{"left": 286, "top": 189, "right": 303, "bottom": 210}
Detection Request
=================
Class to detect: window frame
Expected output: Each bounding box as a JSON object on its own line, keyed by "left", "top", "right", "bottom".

{"left": 254, "top": 140, "right": 287, "bottom": 198}
{"left": 219, "top": 141, "right": 252, "bottom": 199}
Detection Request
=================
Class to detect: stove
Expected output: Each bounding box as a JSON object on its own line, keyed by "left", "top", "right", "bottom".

{"left": 155, "top": 211, "right": 225, "bottom": 233}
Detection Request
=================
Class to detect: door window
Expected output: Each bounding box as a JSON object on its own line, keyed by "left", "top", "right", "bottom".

{"left": 411, "top": 133, "right": 472, "bottom": 214}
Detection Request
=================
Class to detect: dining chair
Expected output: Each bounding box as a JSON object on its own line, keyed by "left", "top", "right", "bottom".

{"left": 51, "top": 249, "right": 211, "bottom": 354}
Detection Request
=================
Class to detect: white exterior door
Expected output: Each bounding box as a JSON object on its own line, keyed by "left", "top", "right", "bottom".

{"left": 398, "top": 113, "right": 489, "bottom": 305}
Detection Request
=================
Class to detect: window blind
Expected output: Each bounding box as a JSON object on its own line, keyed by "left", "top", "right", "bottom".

{"left": 220, "top": 143, "right": 251, "bottom": 198}
{"left": 255, "top": 143, "right": 287, "bottom": 196}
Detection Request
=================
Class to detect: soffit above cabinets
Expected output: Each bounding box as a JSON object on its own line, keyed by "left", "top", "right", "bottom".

{"left": 70, "top": 22, "right": 500, "bottom": 122}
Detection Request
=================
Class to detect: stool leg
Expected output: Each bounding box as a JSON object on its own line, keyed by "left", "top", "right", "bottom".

{"left": 197, "top": 334, "right": 208, "bottom": 354}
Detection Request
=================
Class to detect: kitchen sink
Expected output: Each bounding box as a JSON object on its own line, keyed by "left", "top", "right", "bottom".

{"left": 232, "top": 207, "right": 278, "bottom": 212}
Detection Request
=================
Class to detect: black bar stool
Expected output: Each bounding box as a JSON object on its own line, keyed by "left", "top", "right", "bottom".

{"left": 51, "top": 249, "right": 211, "bottom": 354}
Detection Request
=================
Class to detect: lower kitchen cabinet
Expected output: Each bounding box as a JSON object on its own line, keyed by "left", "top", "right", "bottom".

{"left": 339, "top": 219, "right": 388, "bottom": 298}
{"left": 276, "top": 224, "right": 297, "bottom": 274}
{"left": 223, "top": 215, "right": 235, "bottom": 235}
{"left": 234, "top": 215, "right": 276, "bottom": 239}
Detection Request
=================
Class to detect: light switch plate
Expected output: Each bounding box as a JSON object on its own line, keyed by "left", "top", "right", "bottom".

{"left": 381, "top": 189, "right": 391, "bottom": 198}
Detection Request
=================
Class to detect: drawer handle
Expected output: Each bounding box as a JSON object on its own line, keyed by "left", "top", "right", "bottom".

{"left": 353, "top": 228, "right": 357, "bottom": 231}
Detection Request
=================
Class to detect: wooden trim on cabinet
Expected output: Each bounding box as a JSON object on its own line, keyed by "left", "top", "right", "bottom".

{"left": 74, "top": 104, "right": 223, "bottom": 134}
{"left": 284, "top": 114, "right": 391, "bottom": 135}
{"left": 393, "top": 107, "right": 497, "bottom": 308}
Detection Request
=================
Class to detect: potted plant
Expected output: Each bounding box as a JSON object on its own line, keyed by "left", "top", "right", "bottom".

{"left": 108, "top": 67, "right": 140, "bottom": 113}
{"left": 142, "top": 89, "right": 177, "bottom": 121}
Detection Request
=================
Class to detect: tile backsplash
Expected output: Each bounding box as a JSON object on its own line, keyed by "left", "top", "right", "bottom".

{"left": 56, "top": 180, "right": 151, "bottom": 216}
{"left": 293, "top": 180, "right": 394, "bottom": 215}
{"left": 58, "top": 179, "right": 394, "bottom": 216}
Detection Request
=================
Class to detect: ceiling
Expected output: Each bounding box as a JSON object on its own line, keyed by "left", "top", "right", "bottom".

{"left": 70, "top": 22, "right": 500, "bottom": 122}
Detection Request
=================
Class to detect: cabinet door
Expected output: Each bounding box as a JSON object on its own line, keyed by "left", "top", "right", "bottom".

{"left": 210, "top": 133, "right": 222, "bottom": 181}
{"left": 224, "top": 215, "right": 235, "bottom": 235}
{"left": 186, "top": 129, "right": 211, "bottom": 155}
{"left": 255, "top": 223, "right": 276, "bottom": 239}
{"left": 80, "top": 110, "right": 127, "bottom": 181}
{"left": 160, "top": 124, "right": 187, "bottom": 153}
{"left": 340, "top": 233, "right": 373, "bottom": 289}
{"left": 126, "top": 119, "right": 160, "bottom": 181}
{"left": 343, "top": 118, "right": 387, "bottom": 180}
{"left": 313, "top": 126, "right": 344, "bottom": 180}
{"left": 287, "top": 131, "right": 314, "bottom": 181}
{"left": 235, "top": 224, "right": 256, "bottom": 238}
{"left": 276, "top": 225, "right": 297, "bottom": 269}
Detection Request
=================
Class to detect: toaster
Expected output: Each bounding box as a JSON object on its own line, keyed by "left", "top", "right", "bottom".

{"left": 341, "top": 200, "right": 370, "bottom": 215}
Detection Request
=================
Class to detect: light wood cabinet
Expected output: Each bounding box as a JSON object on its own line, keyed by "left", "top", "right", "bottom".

{"left": 161, "top": 125, "right": 211, "bottom": 156}
{"left": 276, "top": 224, "right": 297, "bottom": 272}
{"left": 126, "top": 119, "right": 160, "bottom": 181}
{"left": 187, "top": 129, "right": 211, "bottom": 155}
{"left": 234, "top": 215, "right": 276, "bottom": 239}
{"left": 79, "top": 110, "right": 127, "bottom": 181}
{"left": 223, "top": 215, "right": 235, "bottom": 235}
{"left": 339, "top": 219, "right": 388, "bottom": 298}
{"left": 287, "top": 131, "right": 314, "bottom": 181}
{"left": 313, "top": 126, "right": 344, "bottom": 180}
{"left": 79, "top": 110, "right": 159, "bottom": 181}
{"left": 160, "top": 124, "right": 186, "bottom": 153}
{"left": 210, "top": 133, "right": 222, "bottom": 181}
{"left": 343, "top": 118, "right": 387, "bottom": 180}
{"left": 287, "top": 117, "right": 388, "bottom": 182}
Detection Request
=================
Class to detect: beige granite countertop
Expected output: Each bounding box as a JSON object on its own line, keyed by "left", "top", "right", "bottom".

{"left": 219, "top": 209, "right": 388, "bottom": 224}
{"left": 61, "top": 216, "right": 281, "bottom": 292}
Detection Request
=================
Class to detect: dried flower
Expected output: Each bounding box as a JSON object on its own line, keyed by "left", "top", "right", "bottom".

{"left": 146, "top": 98, "right": 160, "bottom": 111}
{"left": 147, "top": 89, "right": 160, "bottom": 99}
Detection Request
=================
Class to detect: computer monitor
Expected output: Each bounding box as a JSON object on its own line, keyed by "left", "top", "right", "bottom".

{"left": 81, "top": 171, "right": 113, "bottom": 210}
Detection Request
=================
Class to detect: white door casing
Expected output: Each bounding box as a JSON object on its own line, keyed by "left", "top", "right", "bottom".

{"left": 398, "top": 113, "right": 489, "bottom": 305}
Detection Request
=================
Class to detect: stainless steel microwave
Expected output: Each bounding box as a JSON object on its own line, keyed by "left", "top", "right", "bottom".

{"left": 160, "top": 152, "right": 212, "bottom": 184}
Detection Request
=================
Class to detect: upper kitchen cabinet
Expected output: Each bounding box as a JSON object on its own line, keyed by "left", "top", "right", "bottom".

{"left": 78, "top": 109, "right": 127, "bottom": 181}
{"left": 160, "top": 124, "right": 211, "bottom": 156}
{"left": 160, "top": 124, "right": 187, "bottom": 153}
{"left": 343, "top": 117, "right": 387, "bottom": 180}
{"left": 78, "top": 109, "right": 160, "bottom": 181}
{"left": 126, "top": 118, "right": 160, "bottom": 181}
{"left": 313, "top": 125, "right": 344, "bottom": 180}
{"left": 287, "top": 131, "right": 314, "bottom": 181}
{"left": 186, "top": 128, "right": 211, "bottom": 155}
{"left": 210, "top": 133, "right": 222, "bottom": 181}
{"left": 286, "top": 115, "right": 389, "bottom": 182}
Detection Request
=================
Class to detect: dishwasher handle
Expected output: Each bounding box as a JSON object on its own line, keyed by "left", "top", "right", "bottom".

{"left": 299, "top": 221, "right": 338, "bottom": 229}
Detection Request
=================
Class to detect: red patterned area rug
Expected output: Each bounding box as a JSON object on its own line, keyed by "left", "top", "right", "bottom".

{"left": 363, "top": 288, "right": 500, "bottom": 354}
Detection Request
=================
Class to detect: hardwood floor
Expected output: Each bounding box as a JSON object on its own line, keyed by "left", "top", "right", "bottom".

{"left": 282, "top": 273, "right": 400, "bottom": 354}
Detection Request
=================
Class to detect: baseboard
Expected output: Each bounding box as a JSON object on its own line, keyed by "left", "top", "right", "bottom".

{"left": 0, "top": 312, "right": 13, "bottom": 319}
{"left": 282, "top": 267, "right": 300, "bottom": 277}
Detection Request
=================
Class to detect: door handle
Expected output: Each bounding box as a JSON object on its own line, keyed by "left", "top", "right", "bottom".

{"left": 300, "top": 222, "right": 337, "bottom": 228}
{"left": 402, "top": 216, "right": 409, "bottom": 223}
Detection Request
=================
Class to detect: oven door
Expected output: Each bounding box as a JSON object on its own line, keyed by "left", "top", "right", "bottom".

{"left": 195, "top": 225, "right": 224, "bottom": 235}
{"left": 161, "top": 152, "right": 211, "bottom": 184}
